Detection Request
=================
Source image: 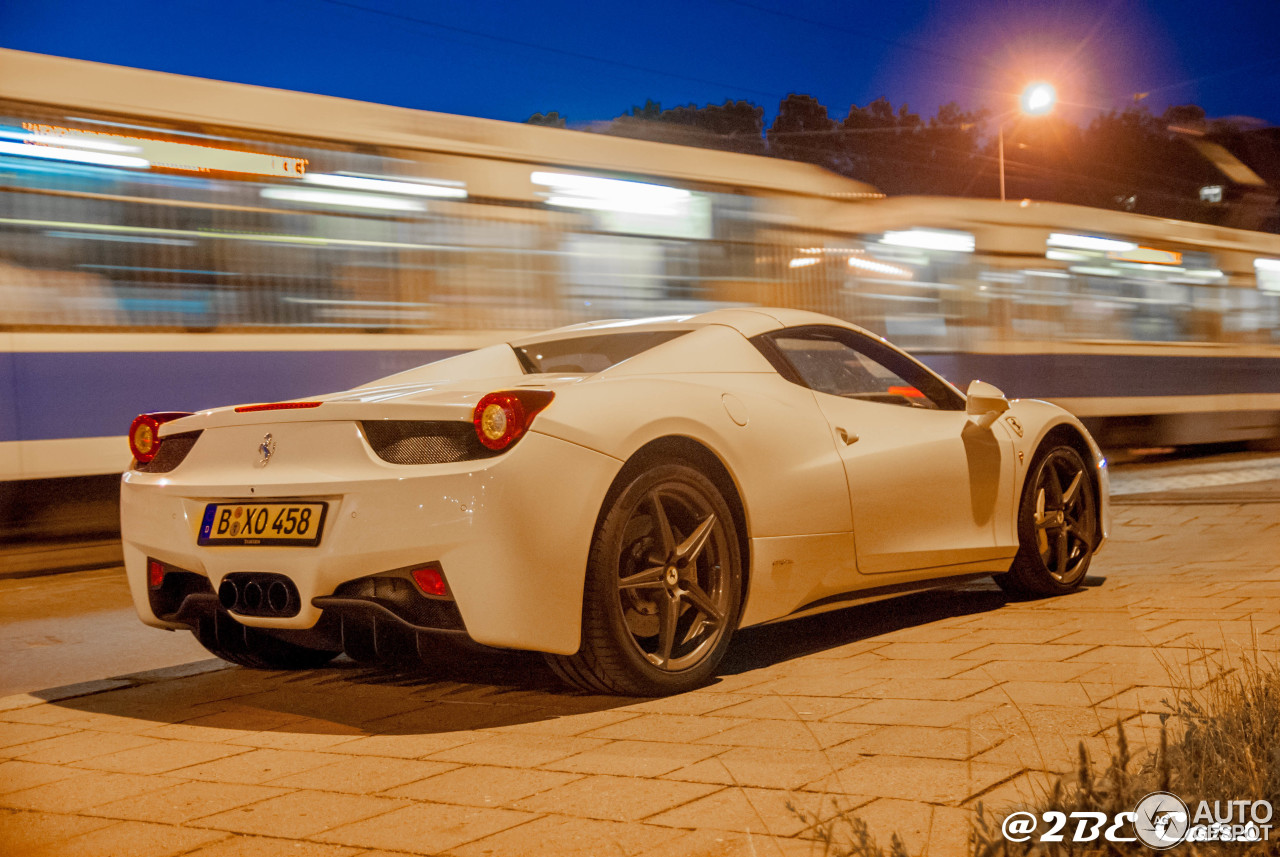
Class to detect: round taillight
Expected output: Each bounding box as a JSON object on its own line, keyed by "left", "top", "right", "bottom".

{"left": 472, "top": 390, "right": 554, "bottom": 451}
{"left": 128, "top": 412, "right": 193, "bottom": 464}
{"left": 129, "top": 414, "right": 163, "bottom": 463}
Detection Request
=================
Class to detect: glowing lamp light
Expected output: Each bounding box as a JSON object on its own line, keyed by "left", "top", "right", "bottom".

{"left": 472, "top": 390, "right": 555, "bottom": 451}
{"left": 1021, "top": 82, "right": 1057, "bottom": 116}
{"left": 148, "top": 559, "right": 166, "bottom": 589}
{"left": 411, "top": 565, "right": 448, "bottom": 597}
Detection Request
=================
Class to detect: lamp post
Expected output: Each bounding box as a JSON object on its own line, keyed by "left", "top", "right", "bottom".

{"left": 1000, "top": 82, "right": 1056, "bottom": 201}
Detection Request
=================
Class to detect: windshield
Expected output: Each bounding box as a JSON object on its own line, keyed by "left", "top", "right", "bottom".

{"left": 512, "top": 331, "right": 689, "bottom": 374}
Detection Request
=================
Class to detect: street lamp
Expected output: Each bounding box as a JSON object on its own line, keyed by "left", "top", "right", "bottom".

{"left": 1000, "top": 82, "right": 1056, "bottom": 201}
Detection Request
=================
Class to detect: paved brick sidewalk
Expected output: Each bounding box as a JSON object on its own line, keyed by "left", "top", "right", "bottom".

{"left": 2, "top": 502, "right": 1278, "bottom": 857}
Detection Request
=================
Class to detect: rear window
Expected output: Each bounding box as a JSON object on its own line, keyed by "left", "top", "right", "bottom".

{"left": 513, "top": 331, "right": 689, "bottom": 374}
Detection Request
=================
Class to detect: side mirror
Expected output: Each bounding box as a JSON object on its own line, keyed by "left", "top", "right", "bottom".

{"left": 966, "top": 380, "right": 1009, "bottom": 429}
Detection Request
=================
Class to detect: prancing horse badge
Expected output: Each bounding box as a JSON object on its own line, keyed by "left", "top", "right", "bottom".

{"left": 257, "top": 433, "right": 276, "bottom": 466}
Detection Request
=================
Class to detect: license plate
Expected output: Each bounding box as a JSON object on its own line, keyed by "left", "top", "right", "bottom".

{"left": 198, "top": 502, "right": 327, "bottom": 546}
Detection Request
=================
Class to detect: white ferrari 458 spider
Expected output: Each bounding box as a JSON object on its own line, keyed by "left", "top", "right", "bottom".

{"left": 121, "top": 308, "right": 1109, "bottom": 695}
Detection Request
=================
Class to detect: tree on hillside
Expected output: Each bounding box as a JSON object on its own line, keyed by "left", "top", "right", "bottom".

{"left": 602, "top": 99, "right": 766, "bottom": 154}
{"left": 525, "top": 111, "right": 567, "bottom": 128}
{"left": 767, "top": 94, "right": 839, "bottom": 169}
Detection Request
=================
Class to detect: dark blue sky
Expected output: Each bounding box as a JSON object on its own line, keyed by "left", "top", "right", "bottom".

{"left": 2, "top": 1, "right": 1277, "bottom": 126}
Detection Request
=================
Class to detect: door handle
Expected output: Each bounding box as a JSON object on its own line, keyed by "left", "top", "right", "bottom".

{"left": 836, "top": 427, "right": 859, "bottom": 445}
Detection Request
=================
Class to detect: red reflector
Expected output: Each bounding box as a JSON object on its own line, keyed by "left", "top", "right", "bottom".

{"left": 411, "top": 565, "right": 448, "bottom": 597}
{"left": 234, "top": 402, "right": 323, "bottom": 413}
{"left": 147, "top": 559, "right": 165, "bottom": 589}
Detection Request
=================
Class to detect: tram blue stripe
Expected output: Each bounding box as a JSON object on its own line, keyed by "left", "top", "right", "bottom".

{"left": 6, "top": 349, "right": 1280, "bottom": 443}
{"left": 0, "top": 352, "right": 18, "bottom": 443}
{"left": 918, "top": 354, "right": 1280, "bottom": 400}
{"left": 8, "top": 350, "right": 454, "bottom": 442}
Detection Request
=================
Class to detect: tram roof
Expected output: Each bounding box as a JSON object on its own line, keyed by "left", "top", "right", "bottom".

{"left": 0, "top": 47, "right": 882, "bottom": 203}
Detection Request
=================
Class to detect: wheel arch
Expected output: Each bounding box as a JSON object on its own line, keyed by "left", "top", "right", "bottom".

{"left": 600, "top": 435, "right": 752, "bottom": 610}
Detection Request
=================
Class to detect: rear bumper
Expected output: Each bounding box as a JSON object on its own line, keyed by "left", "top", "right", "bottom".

{"left": 121, "top": 430, "right": 621, "bottom": 655}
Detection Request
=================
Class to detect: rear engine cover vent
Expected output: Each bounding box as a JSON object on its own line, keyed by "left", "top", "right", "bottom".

{"left": 362, "top": 421, "right": 501, "bottom": 465}
{"left": 137, "top": 431, "right": 202, "bottom": 473}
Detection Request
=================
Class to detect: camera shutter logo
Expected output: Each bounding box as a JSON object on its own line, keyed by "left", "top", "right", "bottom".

{"left": 1134, "top": 792, "right": 1190, "bottom": 849}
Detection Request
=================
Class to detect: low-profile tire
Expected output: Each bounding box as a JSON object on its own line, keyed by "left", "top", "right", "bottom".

{"left": 194, "top": 611, "right": 340, "bottom": 670}
{"left": 546, "top": 461, "right": 743, "bottom": 696}
{"left": 995, "top": 444, "right": 1098, "bottom": 596}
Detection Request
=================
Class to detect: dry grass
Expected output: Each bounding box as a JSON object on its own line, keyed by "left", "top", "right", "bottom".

{"left": 796, "top": 645, "right": 1280, "bottom": 856}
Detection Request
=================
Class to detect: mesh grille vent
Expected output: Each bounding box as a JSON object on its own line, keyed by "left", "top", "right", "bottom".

{"left": 362, "top": 421, "right": 499, "bottom": 465}
{"left": 137, "top": 431, "right": 202, "bottom": 473}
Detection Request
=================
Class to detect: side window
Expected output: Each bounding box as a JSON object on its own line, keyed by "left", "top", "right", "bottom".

{"left": 760, "top": 327, "right": 963, "bottom": 411}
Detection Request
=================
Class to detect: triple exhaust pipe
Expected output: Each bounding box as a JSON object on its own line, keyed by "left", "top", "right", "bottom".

{"left": 218, "top": 574, "right": 299, "bottom": 617}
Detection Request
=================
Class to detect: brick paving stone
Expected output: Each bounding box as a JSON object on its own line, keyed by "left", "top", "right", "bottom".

{"left": 707, "top": 694, "right": 868, "bottom": 722}
{"left": 646, "top": 785, "right": 852, "bottom": 838}
{"left": 85, "top": 780, "right": 288, "bottom": 824}
{"left": 728, "top": 671, "right": 887, "bottom": 698}
{"left": 845, "top": 658, "right": 978, "bottom": 680}
{"left": 833, "top": 725, "right": 1004, "bottom": 762}
{"left": 77, "top": 738, "right": 249, "bottom": 775}
{"left": 0, "top": 722, "right": 74, "bottom": 751}
{"left": 583, "top": 713, "right": 742, "bottom": 743}
{"left": 383, "top": 764, "right": 581, "bottom": 806}
{"left": 954, "top": 643, "right": 1098, "bottom": 662}
{"left": 488, "top": 708, "right": 643, "bottom": 737}
{"left": 695, "top": 718, "right": 875, "bottom": 751}
{"left": 177, "top": 834, "right": 364, "bottom": 857}
{"left": 826, "top": 697, "right": 1000, "bottom": 728}
{"left": 172, "top": 748, "right": 336, "bottom": 784}
{"left": 868, "top": 625, "right": 971, "bottom": 644}
{"left": 928, "top": 805, "right": 976, "bottom": 856}
{"left": 224, "top": 719, "right": 366, "bottom": 752}
{"left": 8, "top": 730, "right": 160, "bottom": 765}
{"left": 193, "top": 789, "right": 406, "bottom": 838}
{"left": 849, "top": 677, "right": 996, "bottom": 701}
{"left": 0, "top": 770, "right": 183, "bottom": 813}
{"left": 946, "top": 628, "right": 1078, "bottom": 645}
{"left": 616, "top": 692, "right": 758, "bottom": 716}
{"left": 22, "top": 819, "right": 227, "bottom": 857}
{"left": 313, "top": 801, "right": 537, "bottom": 852}
{"left": 0, "top": 808, "right": 117, "bottom": 851}
{"left": 426, "top": 733, "right": 610, "bottom": 768}
{"left": 663, "top": 747, "right": 846, "bottom": 791}
{"left": 454, "top": 814, "right": 686, "bottom": 857}
{"left": 833, "top": 798, "right": 936, "bottom": 855}
{"left": 986, "top": 681, "right": 1125, "bottom": 708}
{"left": 266, "top": 755, "right": 457, "bottom": 794}
{"left": 869, "top": 642, "right": 990, "bottom": 661}
{"left": 323, "top": 730, "right": 480, "bottom": 759}
{"left": 963, "top": 770, "right": 1061, "bottom": 812}
{"left": 809, "top": 755, "right": 1017, "bottom": 804}
{"left": 542, "top": 739, "right": 725, "bottom": 778}
{"left": 0, "top": 759, "right": 85, "bottom": 793}
{"left": 637, "top": 828, "right": 821, "bottom": 857}
{"left": 512, "top": 774, "right": 722, "bottom": 822}
{"left": 949, "top": 660, "right": 1100, "bottom": 684}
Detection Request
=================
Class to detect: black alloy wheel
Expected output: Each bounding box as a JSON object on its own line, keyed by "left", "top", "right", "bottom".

{"left": 547, "top": 461, "right": 743, "bottom": 696}
{"left": 997, "top": 444, "right": 1098, "bottom": 596}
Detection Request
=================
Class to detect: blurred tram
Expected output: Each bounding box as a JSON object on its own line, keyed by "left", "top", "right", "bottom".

{"left": 2, "top": 48, "right": 1280, "bottom": 484}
